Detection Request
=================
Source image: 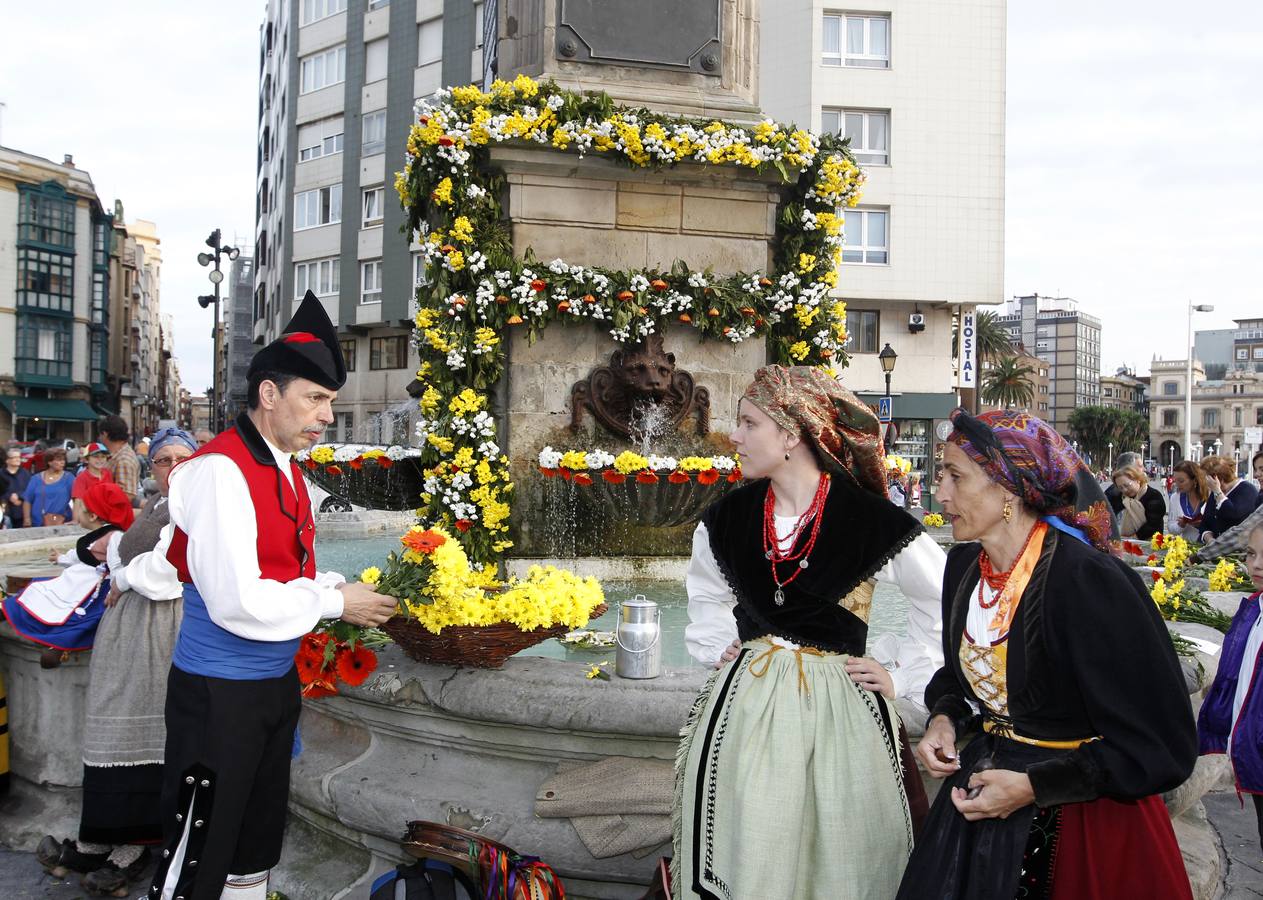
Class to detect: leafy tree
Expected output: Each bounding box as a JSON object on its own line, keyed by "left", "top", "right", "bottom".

{"left": 1068, "top": 406, "right": 1150, "bottom": 468}
{"left": 952, "top": 309, "right": 1013, "bottom": 362}
{"left": 981, "top": 356, "right": 1036, "bottom": 409}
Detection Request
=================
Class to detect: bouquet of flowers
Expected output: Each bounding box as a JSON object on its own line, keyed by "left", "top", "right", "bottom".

{"left": 922, "top": 512, "right": 946, "bottom": 528}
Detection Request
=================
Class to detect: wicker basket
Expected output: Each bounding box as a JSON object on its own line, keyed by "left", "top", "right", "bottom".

{"left": 383, "top": 603, "right": 608, "bottom": 668}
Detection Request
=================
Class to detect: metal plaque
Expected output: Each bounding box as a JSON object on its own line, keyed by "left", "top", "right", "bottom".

{"left": 556, "top": 0, "right": 722, "bottom": 74}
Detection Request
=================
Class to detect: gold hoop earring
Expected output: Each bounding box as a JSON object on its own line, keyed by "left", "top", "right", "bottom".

{"left": 1002, "top": 498, "right": 1013, "bottom": 523}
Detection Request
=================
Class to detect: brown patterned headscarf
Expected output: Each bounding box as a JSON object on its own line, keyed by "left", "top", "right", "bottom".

{"left": 741, "top": 365, "right": 888, "bottom": 497}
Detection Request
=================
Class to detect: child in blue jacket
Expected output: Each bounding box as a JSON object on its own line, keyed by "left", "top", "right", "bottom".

{"left": 1199, "top": 521, "right": 1263, "bottom": 852}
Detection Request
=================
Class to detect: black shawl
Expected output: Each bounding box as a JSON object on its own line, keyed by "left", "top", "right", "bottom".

{"left": 702, "top": 476, "right": 922, "bottom": 655}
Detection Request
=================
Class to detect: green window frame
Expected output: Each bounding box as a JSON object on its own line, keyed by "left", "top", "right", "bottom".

{"left": 16, "top": 314, "right": 72, "bottom": 383}
{"left": 18, "top": 184, "right": 76, "bottom": 248}
{"left": 17, "top": 247, "right": 75, "bottom": 314}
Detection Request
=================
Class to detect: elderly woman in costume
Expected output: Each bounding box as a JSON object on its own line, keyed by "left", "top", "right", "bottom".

{"left": 36, "top": 427, "right": 197, "bottom": 897}
{"left": 898, "top": 409, "right": 1196, "bottom": 900}
{"left": 675, "top": 366, "right": 946, "bottom": 900}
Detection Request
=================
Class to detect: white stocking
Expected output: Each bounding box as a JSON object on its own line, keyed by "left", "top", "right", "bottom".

{"left": 220, "top": 869, "right": 269, "bottom": 899}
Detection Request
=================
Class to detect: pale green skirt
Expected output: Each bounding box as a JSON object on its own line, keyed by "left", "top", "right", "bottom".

{"left": 673, "top": 640, "right": 912, "bottom": 900}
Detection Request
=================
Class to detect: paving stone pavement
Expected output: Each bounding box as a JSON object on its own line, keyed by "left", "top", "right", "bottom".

{"left": 0, "top": 847, "right": 156, "bottom": 900}
{"left": 1207, "top": 788, "right": 1263, "bottom": 898}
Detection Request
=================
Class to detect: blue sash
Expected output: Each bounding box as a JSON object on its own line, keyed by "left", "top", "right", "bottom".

{"left": 172, "top": 583, "right": 298, "bottom": 680}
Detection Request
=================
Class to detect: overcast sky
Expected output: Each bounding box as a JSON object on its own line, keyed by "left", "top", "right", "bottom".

{"left": 2, "top": 1, "right": 1261, "bottom": 391}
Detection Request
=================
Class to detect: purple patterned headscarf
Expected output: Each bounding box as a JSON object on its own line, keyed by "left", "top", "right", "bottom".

{"left": 948, "top": 408, "right": 1117, "bottom": 553}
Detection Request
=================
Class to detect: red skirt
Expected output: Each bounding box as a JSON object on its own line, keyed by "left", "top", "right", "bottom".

{"left": 1051, "top": 793, "right": 1191, "bottom": 900}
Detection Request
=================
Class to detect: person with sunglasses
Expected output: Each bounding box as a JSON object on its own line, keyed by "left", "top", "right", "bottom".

{"left": 898, "top": 409, "right": 1196, "bottom": 900}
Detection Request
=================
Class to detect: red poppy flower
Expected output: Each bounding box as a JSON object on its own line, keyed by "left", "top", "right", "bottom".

{"left": 302, "top": 678, "right": 338, "bottom": 699}
{"left": 602, "top": 471, "right": 627, "bottom": 484}
{"left": 334, "top": 644, "right": 378, "bottom": 687}
{"left": 573, "top": 473, "right": 593, "bottom": 486}
{"left": 348, "top": 458, "right": 363, "bottom": 470}
{"left": 1152, "top": 571, "right": 1162, "bottom": 582}
{"left": 727, "top": 469, "right": 743, "bottom": 483}
{"left": 668, "top": 471, "right": 689, "bottom": 484}
{"left": 539, "top": 467, "right": 559, "bottom": 478}
{"left": 697, "top": 468, "right": 720, "bottom": 485}
{"left": 438, "top": 136, "right": 454, "bottom": 147}
{"left": 636, "top": 471, "right": 659, "bottom": 485}
{"left": 377, "top": 457, "right": 394, "bottom": 469}
{"left": 304, "top": 458, "right": 318, "bottom": 470}
{"left": 402, "top": 529, "right": 447, "bottom": 554}
{"left": 454, "top": 519, "right": 473, "bottom": 533}
{"left": 559, "top": 469, "right": 572, "bottom": 481}
{"left": 1123, "top": 541, "right": 1143, "bottom": 556}
{"left": 326, "top": 465, "right": 343, "bottom": 476}
{"left": 530, "top": 279, "right": 547, "bottom": 292}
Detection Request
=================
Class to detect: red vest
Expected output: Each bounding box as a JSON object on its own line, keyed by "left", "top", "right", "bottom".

{"left": 166, "top": 422, "right": 316, "bottom": 583}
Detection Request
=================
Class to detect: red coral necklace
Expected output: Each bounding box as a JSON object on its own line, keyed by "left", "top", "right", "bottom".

{"left": 763, "top": 473, "right": 831, "bottom": 606}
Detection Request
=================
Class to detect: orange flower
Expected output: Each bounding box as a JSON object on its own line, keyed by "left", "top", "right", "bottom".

{"left": 451, "top": 295, "right": 467, "bottom": 308}
{"left": 557, "top": 300, "right": 571, "bottom": 312}
{"left": 708, "top": 308, "right": 720, "bottom": 317}
{"left": 668, "top": 471, "right": 689, "bottom": 484}
{"left": 739, "top": 306, "right": 756, "bottom": 316}
{"left": 295, "top": 646, "right": 325, "bottom": 686}
{"left": 539, "top": 466, "right": 559, "bottom": 478}
{"left": 679, "top": 314, "right": 692, "bottom": 323}
{"left": 616, "top": 290, "right": 634, "bottom": 302}
{"left": 582, "top": 294, "right": 597, "bottom": 304}
{"left": 348, "top": 457, "right": 363, "bottom": 470}
{"left": 302, "top": 678, "right": 338, "bottom": 698}
{"left": 454, "top": 519, "right": 473, "bottom": 533}
{"left": 573, "top": 473, "right": 593, "bottom": 486}
{"left": 530, "top": 279, "right": 547, "bottom": 292}
{"left": 697, "top": 468, "right": 720, "bottom": 485}
{"left": 401, "top": 529, "right": 447, "bottom": 554}
{"left": 377, "top": 457, "right": 394, "bottom": 469}
{"left": 496, "top": 294, "right": 509, "bottom": 305}
{"left": 650, "top": 279, "right": 668, "bottom": 291}
{"left": 819, "top": 349, "right": 834, "bottom": 359}
{"left": 602, "top": 471, "right": 627, "bottom": 484}
{"left": 334, "top": 644, "right": 378, "bottom": 687}
{"left": 507, "top": 315, "right": 524, "bottom": 325}
{"left": 758, "top": 277, "right": 772, "bottom": 287}
{"left": 440, "top": 244, "right": 456, "bottom": 254}
{"left": 638, "top": 306, "right": 649, "bottom": 315}
{"left": 326, "top": 465, "right": 343, "bottom": 476}
{"left": 727, "top": 469, "right": 742, "bottom": 483}
{"left": 438, "top": 136, "right": 454, "bottom": 147}
{"left": 636, "top": 471, "right": 659, "bottom": 485}
{"left": 304, "top": 458, "right": 318, "bottom": 469}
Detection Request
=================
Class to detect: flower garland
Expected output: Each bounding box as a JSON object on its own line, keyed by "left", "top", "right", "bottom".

{"left": 396, "top": 74, "right": 865, "bottom": 565}
{"left": 537, "top": 446, "right": 740, "bottom": 486}
{"left": 297, "top": 442, "right": 420, "bottom": 477}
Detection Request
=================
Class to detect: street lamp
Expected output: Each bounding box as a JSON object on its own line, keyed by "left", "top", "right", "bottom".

{"left": 1213, "top": 438, "right": 1223, "bottom": 457}
{"left": 1108, "top": 441, "right": 1114, "bottom": 471}
{"left": 197, "top": 229, "right": 240, "bottom": 433}
{"left": 878, "top": 343, "right": 898, "bottom": 399}
{"left": 1185, "top": 301, "right": 1214, "bottom": 463}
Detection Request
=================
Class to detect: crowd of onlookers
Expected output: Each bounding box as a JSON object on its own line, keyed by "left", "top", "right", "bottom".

{"left": 0, "top": 418, "right": 214, "bottom": 529}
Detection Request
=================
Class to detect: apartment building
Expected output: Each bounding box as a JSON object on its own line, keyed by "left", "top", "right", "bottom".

{"left": 760, "top": 0, "right": 1006, "bottom": 478}
{"left": 1100, "top": 367, "right": 1146, "bottom": 415}
{"left": 255, "top": 0, "right": 486, "bottom": 442}
{"left": 994, "top": 294, "right": 1101, "bottom": 436}
{"left": 0, "top": 148, "right": 115, "bottom": 443}
{"left": 1149, "top": 358, "right": 1263, "bottom": 473}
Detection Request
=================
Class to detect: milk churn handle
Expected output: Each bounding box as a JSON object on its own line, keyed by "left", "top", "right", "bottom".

{"left": 613, "top": 605, "right": 662, "bottom": 654}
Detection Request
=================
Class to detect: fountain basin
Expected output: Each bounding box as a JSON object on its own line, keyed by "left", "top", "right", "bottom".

{"left": 565, "top": 473, "right": 737, "bottom": 527}
{"left": 301, "top": 453, "right": 427, "bottom": 511}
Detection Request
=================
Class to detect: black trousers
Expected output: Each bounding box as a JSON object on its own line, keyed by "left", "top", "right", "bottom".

{"left": 147, "top": 665, "right": 301, "bottom": 900}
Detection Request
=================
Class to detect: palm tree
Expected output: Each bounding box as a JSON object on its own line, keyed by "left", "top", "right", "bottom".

{"left": 981, "top": 355, "right": 1036, "bottom": 409}
{"left": 975, "top": 310, "right": 1013, "bottom": 364}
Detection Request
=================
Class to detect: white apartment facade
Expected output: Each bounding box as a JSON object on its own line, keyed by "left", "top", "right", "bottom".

{"left": 255, "top": 0, "right": 485, "bottom": 443}
{"left": 761, "top": 0, "right": 1006, "bottom": 476}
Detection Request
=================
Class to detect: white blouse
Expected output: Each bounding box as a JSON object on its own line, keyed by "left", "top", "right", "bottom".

{"left": 684, "top": 519, "right": 946, "bottom": 706}
{"left": 112, "top": 434, "right": 346, "bottom": 642}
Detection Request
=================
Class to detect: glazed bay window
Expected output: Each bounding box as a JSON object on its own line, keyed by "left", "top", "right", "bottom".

{"left": 16, "top": 315, "right": 71, "bottom": 381}
{"left": 340, "top": 339, "right": 357, "bottom": 373}
{"left": 413, "top": 251, "right": 430, "bottom": 287}
{"left": 362, "top": 187, "right": 385, "bottom": 227}
{"left": 370, "top": 335, "right": 408, "bottom": 369}
{"left": 361, "top": 259, "right": 383, "bottom": 304}
{"left": 300, "top": 44, "right": 346, "bottom": 94}
{"left": 294, "top": 184, "right": 341, "bottom": 229}
{"left": 294, "top": 257, "right": 340, "bottom": 297}
{"left": 418, "top": 18, "right": 443, "bottom": 66}
{"left": 820, "top": 109, "right": 889, "bottom": 166}
{"left": 362, "top": 110, "right": 387, "bottom": 155}
{"left": 298, "top": 117, "right": 345, "bottom": 162}
{"left": 844, "top": 309, "right": 880, "bottom": 353}
{"left": 822, "top": 14, "right": 890, "bottom": 68}
{"left": 18, "top": 188, "right": 75, "bottom": 248}
{"left": 17, "top": 248, "right": 75, "bottom": 313}
{"left": 301, "top": 0, "right": 346, "bottom": 26}
{"left": 842, "top": 209, "right": 889, "bottom": 264}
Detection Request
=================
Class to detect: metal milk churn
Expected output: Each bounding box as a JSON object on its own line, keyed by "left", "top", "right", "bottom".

{"left": 615, "top": 594, "right": 662, "bottom": 679}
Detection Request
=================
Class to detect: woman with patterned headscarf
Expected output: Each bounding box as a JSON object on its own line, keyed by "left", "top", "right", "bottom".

{"left": 897, "top": 409, "right": 1196, "bottom": 900}
{"left": 674, "top": 365, "right": 948, "bottom": 899}
{"left": 37, "top": 427, "right": 199, "bottom": 897}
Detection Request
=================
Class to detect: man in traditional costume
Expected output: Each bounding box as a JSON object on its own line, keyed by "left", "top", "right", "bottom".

{"left": 675, "top": 365, "right": 946, "bottom": 900}
{"left": 118, "top": 292, "right": 397, "bottom": 900}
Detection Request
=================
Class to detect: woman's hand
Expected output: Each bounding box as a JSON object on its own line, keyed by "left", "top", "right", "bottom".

{"left": 714, "top": 639, "right": 742, "bottom": 669}
{"left": 1207, "top": 475, "right": 1222, "bottom": 496}
{"left": 950, "top": 768, "right": 1035, "bottom": 820}
{"left": 916, "top": 715, "right": 961, "bottom": 777}
{"left": 845, "top": 656, "right": 895, "bottom": 698}
{"left": 104, "top": 584, "right": 121, "bottom": 608}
